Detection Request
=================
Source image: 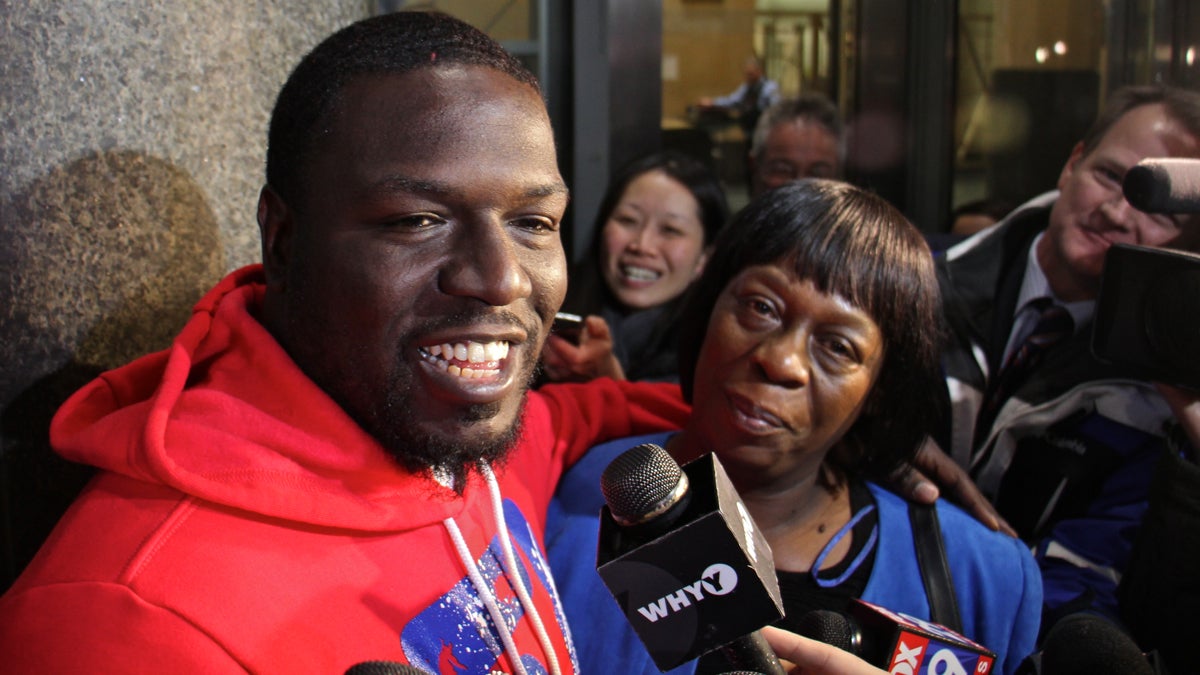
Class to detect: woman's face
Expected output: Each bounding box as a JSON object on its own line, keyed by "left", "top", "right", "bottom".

{"left": 600, "top": 170, "right": 709, "bottom": 310}
{"left": 685, "top": 264, "right": 885, "bottom": 485}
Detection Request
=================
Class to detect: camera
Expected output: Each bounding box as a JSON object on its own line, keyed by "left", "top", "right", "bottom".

{"left": 1092, "top": 244, "right": 1200, "bottom": 389}
{"left": 1091, "top": 159, "right": 1200, "bottom": 389}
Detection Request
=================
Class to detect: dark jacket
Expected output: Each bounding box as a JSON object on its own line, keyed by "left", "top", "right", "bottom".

{"left": 1119, "top": 440, "right": 1200, "bottom": 673}
{"left": 935, "top": 192, "right": 1173, "bottom": 624}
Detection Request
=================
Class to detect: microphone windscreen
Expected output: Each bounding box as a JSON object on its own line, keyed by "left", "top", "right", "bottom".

{"left": 1040, "top": 613, "right": 1153, "bottom": 675}
{"left": 600, "top": 443, "right": 689, "bottom": 525}
{"left": 794, "top": 610, "right": 861, "bottom": 654}
{"left": 1123, "top": 158, "right": 1200, "bottom": 214}
{"left": 344, "top": 661, "right": 430, "bottom": 675}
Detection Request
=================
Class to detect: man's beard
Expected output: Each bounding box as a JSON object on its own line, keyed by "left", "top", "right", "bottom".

{"left": 370, "top": 358, "right": 536, "bottom": 492}
{"left": 279, "top": 275, "right": 547, "bottom": 491}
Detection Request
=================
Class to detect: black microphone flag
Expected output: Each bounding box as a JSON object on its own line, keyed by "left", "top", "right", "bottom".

{"left": 595, "top": 445, "right": 784, "bottom": 671}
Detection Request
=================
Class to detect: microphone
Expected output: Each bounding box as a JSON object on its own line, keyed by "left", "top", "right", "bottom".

{"left": 1123, "top": 158, "right": 1200, "bottom": 214}
{"left": 795, "top": 601, "right": 996, "bottom": 675}
{"left": 596, "top": 443, "right": 785, "bottom": 673}
{"left": 1031, "top": 613, "right": 1156, "bottom": 675}
{"left": 344, "top": 662, "right": 431, "bottom": 675}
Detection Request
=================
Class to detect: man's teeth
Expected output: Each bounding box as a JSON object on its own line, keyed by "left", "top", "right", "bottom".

{"left": 425, "top": 341, "right": 509, "bottom": 378}
{"left": 427, "top": 341, "right": 509, "bottom": 362}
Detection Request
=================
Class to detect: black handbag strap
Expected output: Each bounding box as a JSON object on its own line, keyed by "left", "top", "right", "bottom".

{"left": 909, "top": 502, "right": 964, "bottom": 632}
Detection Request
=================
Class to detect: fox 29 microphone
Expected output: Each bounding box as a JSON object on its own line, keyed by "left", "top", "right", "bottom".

{"left": 595, "top": 443, "right": 786, "bottom": 674}
{"left": 795, "top": 601, "right": 996, "bottom": 675}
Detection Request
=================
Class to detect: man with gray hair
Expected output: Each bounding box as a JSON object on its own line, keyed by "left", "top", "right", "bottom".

{"left": 748, "top": 93, "right": 846, "bottom": 198}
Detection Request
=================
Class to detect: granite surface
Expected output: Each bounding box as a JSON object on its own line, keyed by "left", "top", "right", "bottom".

{"left": 2, "top": 2, "right": 368, "bottom": 273}
{"left": 0, "top": 0, "right": 369, "bottom": 587}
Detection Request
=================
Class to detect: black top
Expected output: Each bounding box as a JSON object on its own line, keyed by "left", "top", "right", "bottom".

{"left": 773, "top": 479, "right": 878, "bottom": 627}
{"left": 600, "top": 302, "right": 683, "bottom": 383}
{"left": 695, "top": 480, "right": 878, "bottom": 675}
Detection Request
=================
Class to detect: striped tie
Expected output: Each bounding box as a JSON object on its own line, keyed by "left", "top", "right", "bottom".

{"left": 974, "top": 299, "right": 1074, "bottom": 447}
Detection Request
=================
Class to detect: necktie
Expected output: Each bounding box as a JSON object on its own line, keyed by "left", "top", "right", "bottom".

{"left": 974, "top": 299, "right": 1074, "bottom": 447}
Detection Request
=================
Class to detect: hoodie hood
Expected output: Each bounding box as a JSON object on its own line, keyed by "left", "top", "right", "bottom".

{"left": 50, "top": 265, "right": 475, "bottom": 531}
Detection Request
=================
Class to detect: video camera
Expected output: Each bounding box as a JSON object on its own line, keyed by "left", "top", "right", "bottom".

{"left": 1091, "top": 159, "right": 1200, "bottom": 389}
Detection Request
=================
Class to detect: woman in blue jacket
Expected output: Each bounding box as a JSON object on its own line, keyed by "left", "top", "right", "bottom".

{"left": 547, "top": 179, "right": 1041, "bottom": 675}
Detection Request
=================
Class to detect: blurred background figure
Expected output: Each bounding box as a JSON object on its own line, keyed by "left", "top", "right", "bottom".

{"left": 541, "top": 150, "right": 729, "bottom": 383}
{"left": 926, "top": 197, "right": 1015, "bottom": 252}
{"left": 696, "top": 55, "right": 782, "bottom": 139}
{"left": 748, "top": 94, "right": 845, "bottom": 198}
{"left": 949, "top": 197, "right": 1015, "bottom": 237}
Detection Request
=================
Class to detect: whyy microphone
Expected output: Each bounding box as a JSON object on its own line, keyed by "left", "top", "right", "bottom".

{"left": 595, "top": 443, "right": 785, "bottom": 672}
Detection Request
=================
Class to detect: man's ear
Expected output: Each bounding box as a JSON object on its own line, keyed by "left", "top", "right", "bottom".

{"left": 257, "top": 185, "right": 293, "bottom": 290}
{"left": 1056, "top": 141, "right": 1086, "bottom": 191}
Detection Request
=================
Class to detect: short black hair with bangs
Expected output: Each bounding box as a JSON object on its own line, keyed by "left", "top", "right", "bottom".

{"left": 676, "top": 179, "right": 942, "bottom": 478}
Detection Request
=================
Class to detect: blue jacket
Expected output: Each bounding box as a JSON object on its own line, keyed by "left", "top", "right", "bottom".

{"left": 547, "top": 432, "right": 1041, "bottom": 675}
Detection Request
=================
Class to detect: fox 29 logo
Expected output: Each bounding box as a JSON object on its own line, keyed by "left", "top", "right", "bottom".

{"left": 887, "top": 633, "right": 992, "bottom": 675}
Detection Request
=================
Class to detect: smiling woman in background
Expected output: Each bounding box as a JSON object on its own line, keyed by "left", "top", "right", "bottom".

{"left": 541, "top": 150, "right": 728, "bottom": 383}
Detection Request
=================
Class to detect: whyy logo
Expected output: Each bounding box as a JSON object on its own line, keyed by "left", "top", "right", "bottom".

{"left": 636, "top": 563, "right": 738, "bottom": 623}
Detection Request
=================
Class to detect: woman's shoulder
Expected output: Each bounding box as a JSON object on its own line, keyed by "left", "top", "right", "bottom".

{"left": 553, "top": 432, "right": 676, "bottom": 511}
{"left": 866, "top": 483, "right": 1034, "bottom": 564}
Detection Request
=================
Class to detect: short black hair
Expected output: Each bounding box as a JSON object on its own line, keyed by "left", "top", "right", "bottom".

{"left": 677, "top": 179, "right": 941, "bottom": 479}
{"left": 265, "top": 11, "right": 540, "bottom": 207}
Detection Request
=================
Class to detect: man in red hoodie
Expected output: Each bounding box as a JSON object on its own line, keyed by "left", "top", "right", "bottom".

{"left": 0, "top": 12, "right": 694, "bottom": 674}
{"left": 0, "top": 11, "right": 896, "bottom": 675}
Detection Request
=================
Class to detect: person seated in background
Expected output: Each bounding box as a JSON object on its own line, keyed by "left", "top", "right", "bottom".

{"left": 696, "top": 55, "right": 781, "bottom": 138}
{"left": 926, "top": 197, "right": 1015, "bottom": 253}
{"left": 541, "top": 150, "right": 728, "bottom": 383}
{"left": 546, "top": 179, "right": 1041, "bottom": 675}
{"left": 748, "top": 94, "right": 845, "bottom": 198}
{"left": 950, "top": 197, "right": 1014, "bottom": 238}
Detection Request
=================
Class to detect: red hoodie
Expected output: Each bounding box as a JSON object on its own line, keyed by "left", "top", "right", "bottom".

{"left": 0, "top": 265, "right": 688, "bottom": 674}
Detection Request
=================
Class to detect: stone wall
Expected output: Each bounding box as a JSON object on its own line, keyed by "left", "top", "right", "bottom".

{"left": 0, "top": 1, "right": 368, "bottom": 587}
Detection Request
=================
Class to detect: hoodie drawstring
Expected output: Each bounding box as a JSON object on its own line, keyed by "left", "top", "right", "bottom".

{"left": 442, "top": 464, "right": 562, "bottom": 675}
{"left": 481, "top": 463, "right": 563, "bottom": 675}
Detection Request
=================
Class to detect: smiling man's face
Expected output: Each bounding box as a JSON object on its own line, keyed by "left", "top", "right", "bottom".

{"left": 259, "top": 65, "right": 569, "bottom": 478}
{"left": 1040, "top": 102, "right": 1200, "bottom": 301}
